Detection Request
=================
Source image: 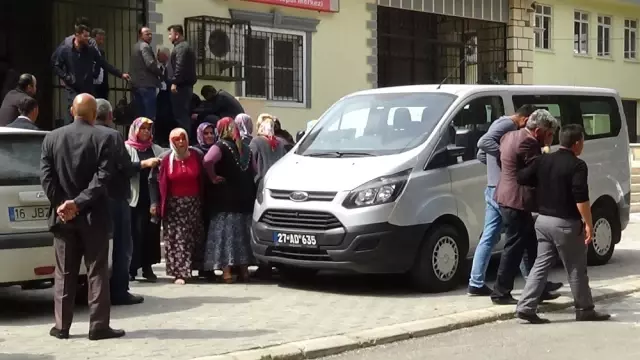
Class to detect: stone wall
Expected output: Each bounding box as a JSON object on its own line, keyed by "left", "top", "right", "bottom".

{"left": 507, "top": 0, "right": 534, "bottom": 84}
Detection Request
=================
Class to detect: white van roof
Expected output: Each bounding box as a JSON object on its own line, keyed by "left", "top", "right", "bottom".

{"left": 350, "top": 84, "right": 619, "bottom": 98}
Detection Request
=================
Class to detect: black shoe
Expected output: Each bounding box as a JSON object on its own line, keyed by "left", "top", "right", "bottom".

{"left": 468, "top": 285, "right": 493, "bottom": 296}
{"left": 576, "top": 309, "right": 611, "bottom": 322}
{"left": 142, "top": 268, "right": 157, "bottom": 282}
{"left": 540, "top": 292, "right": 561, "bottom": 302}
{"left": 49, "top": 327, "right": 69, "bottom": 339}
{"left": 88, "top": 327, "right": 126, "bottom": 341}
{"left": 491, "top": 295, "right": 518, "bottom": 305}
{"left": 516, "top": 311, "right": 551, "bottom": 324}
{"left": 112, "top": 293, "right": 144, "bottom": 306}
{"left": 544, "top": 281, "right": 563, "bottom": 293}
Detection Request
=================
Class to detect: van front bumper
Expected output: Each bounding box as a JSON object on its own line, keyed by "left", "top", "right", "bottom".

{"left": 251, "top": 220, "right": 428, "bottom": 274}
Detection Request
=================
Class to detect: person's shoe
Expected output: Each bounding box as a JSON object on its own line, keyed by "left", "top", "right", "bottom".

{"left": 540, "top": 292, "right": 561, "bottom": 302}
{"left": 491, "top": 295, "right": 518, "bottom": 305}
{"left": 576, "top": 309, "right": 611, "bottom": 322}
{"left": 142, "top": 268, "right": 157, "bottom": 282}
{"left": 468, "top": 285, "right": 493, "bottom": 296}
{"left": 516, "top": 311, "right": 551, "bottom": 324}
{"left": 112, "top": 293, "right": 144, "bottom": 306}
{"left": 544, "top": 281, "right": 563, "bottom": 293}
{"left": 88, "top": 327, "right": 126, "bottom": 341}
{"left": 49, "top": 327, "right": 69, "bottom": 339}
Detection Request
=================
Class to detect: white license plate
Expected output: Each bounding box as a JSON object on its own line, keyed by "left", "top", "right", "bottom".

{"left": 273, "top": 232, "right": 318, "bottom": 247}
{"left": 8, "top": 206, "right": 49, "bottom": 222}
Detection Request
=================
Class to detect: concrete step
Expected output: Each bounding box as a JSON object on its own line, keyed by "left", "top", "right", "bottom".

{"left": 632, "top": 174, "right": 640, "bottom": 184}
{"left": 632, "top": 193, "right": 640, "bottom": 203}
{"left": 632, "top": 183, "right": 640, "bottom": 193}
{"left": 632, "top": 167, "right": 640, "bottom": 176}
{"left": 632, "top": 202, "right": 640, "bottom": 213}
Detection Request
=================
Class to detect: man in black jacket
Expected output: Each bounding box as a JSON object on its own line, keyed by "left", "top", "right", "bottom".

{"left": 167, "top": 24, "right": 196, "bottom": 138}
{"left": 91, "top": 28, "right": 110, "bottom": 100}
{"left": 0, "top": 73, "right": 37, "bottom": 126}
{"left": 6, "top": 97, "right": 40, "bottom": 130}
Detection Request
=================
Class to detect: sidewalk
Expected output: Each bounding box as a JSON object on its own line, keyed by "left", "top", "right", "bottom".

{"left": 1, "top": 222, "right": 640, "bottom": 360}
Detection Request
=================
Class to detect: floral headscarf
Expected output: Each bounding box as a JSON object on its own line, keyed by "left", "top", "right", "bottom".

{"left": 216, "top": 117, "right": 243, "bottom": 154}
{"left": 168, "top": 128, "right": 190, "bottom": 174}
{"left": 235, "top": 113, "right": 253, "bottom": 138}
{"left": 256, "top": 113, "right": 279, "bottom": 151}
{"left": 125, "top": 117, "right": 154, "bottom": 151}
{"left": 196, "top": 122, "right": 215, "bottom": 150}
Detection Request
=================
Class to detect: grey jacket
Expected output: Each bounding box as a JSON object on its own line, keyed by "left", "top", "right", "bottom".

{"left": 250, "top": 136, "right": 288, "bottom": 184}
{"left": 129, "top": 40, "right": 162, "bottom": 88}
{"left": 476, "top": 116, "right": 517, "bottom": 187}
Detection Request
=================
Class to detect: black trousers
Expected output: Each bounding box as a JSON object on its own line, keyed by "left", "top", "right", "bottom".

{"left": 491, "top": 206, "right": 538, "bottom": 299}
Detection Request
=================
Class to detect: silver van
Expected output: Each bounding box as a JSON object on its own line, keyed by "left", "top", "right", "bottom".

{"left": 251, "top": 85, "right": 631, "bottom": 292}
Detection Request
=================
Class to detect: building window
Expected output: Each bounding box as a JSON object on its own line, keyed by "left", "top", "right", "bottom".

{"left": 244, "top": 28, "right": 305, "bottom": 103}
{"left": 534, "top": 4, "right": 552, "bottom": 50}
{"left": 597, "top": 15, "right": 612, "bottom": 57}
{"left": 574, "top": 11, "right": 589, "bottom": 54}
{"left": 625, "top": 19, "right": 638, "bottom": 59}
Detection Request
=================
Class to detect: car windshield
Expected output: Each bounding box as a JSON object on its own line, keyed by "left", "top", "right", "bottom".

{"left": 296, "top": 92, "right": 456, "bottom": 157}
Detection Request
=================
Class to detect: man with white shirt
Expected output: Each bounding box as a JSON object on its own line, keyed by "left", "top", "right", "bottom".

{"left": 6, "top": 97, "right": 40, "bottom": 130}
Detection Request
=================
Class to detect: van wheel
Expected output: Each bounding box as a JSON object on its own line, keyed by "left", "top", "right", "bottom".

{"left": 410, "top": 224, "right": 464, "bottom": 293}
{"left": 587, "top": 206, "right": 618, "bottom": 266}
{"left": 276, "top": 265, "right": 317, "bottom": 282}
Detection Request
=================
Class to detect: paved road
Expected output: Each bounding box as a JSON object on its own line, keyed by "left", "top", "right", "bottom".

{"left": 1, "top": 217, "right": 640, "bottom": 359}
{"left": 322, "top": 292, "right": 640, "bottom": 360}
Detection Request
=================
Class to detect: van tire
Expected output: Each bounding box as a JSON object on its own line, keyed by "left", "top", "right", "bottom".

{"left": 410, "top": 224, "right": 464, "bottom": 293}
{"left": 587, "top": 205, "right": 618, "bottom": 266}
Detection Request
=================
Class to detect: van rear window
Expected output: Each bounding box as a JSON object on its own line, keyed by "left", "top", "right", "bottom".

{"left": 0, "top": 133, "right": 45, "bottom": 186}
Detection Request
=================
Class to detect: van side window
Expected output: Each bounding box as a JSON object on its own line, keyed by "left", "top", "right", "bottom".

{"left": 452, "top": 96, "right": 505, "bottom": 161}
{"left": 512, "top": 95, "right": 572, "bottom": 145}
{"left": 575, "top": 96, "right": 622, "bottom": 139}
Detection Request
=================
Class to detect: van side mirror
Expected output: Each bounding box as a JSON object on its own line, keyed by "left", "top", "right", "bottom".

{"left": 296, "top": 130, "right": 306, "bottom": 142}
{"left": 426, "top": 145, "right": 466, "bottom": 170}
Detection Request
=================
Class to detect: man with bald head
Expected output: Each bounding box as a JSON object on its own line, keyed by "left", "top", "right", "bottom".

{"left": 40, "top": 93, "right": 125, "bottom": 341}
{"left": 130, "top": 26, "right": 163, "bottom": 120}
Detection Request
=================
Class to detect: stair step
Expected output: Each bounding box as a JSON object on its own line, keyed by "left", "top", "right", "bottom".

{"left": 632, "top": 184, "right": 640, "bottom": 192}
{"left": 632, "top": 167, "right": 640, "bottom": 175}
{"left": 631, "top": 202, "right": 640, "bottom": 213}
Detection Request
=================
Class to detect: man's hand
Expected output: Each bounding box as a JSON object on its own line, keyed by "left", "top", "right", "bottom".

{"left": 122, "top": 73, "right": 131, "bottom": 81}
{"left": 171, "top": 84, "right": 177, "bottom": 93}
{"left": 141, "top": 158, "right": 160, "bottom": 169}
{"left": 584, "top": 223, "right": 593, "bottom": 245}
{"left": 150, "top": 204, "right": 158, "bottom": 217}
{"left": 57, "top": 200, "right": 79, "bottom": 223}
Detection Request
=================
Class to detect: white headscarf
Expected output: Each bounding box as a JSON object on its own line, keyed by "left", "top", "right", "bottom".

{"left": 168, "top": 128, "right": 190, "bottom": 174}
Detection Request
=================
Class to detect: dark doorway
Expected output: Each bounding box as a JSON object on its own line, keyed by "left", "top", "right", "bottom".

{"left": 622, "top": 99, "right": 638, "bottom": 143}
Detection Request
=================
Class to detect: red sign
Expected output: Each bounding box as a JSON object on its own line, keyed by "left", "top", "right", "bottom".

{"left": 242, "top": 0, "right": 334, "bottom": 12}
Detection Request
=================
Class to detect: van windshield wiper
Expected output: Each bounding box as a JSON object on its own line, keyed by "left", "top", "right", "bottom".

{"left": 306, "top": 151, "right": 375, "bottom": 158}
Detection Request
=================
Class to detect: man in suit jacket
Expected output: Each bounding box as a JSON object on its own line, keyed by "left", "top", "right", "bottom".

{"left": 6, "top": 97, "right": 40, "bottom": 130}
{"left": 167, "top": 24, "right": 196, "bottom": 139}
{"left": 0, "top": 73, "right": 37, "bottom": 126}
{"left": 130, "top": 27, "right": 163, "bottom": 119}
{"left": 40, "top": 93, "right": 125, "bottom": 341}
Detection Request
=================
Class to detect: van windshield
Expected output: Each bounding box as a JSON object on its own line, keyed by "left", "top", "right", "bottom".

{"left": 0, "top": 133, "right": 45, "bottom": 186}
{"left": 296, "top": 92, "right": 456, "bottom": 157}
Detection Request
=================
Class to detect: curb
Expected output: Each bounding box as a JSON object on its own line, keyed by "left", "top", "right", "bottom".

{"left": 191, "top": 278, "right": 640, "bottom": 360}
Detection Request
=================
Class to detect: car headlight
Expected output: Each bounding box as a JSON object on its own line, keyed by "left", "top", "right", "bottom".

{"left": 342, "top": 169, "right": 411, "bottom": 209}
{"left": 256, "top": 179, "right": 265, "bottom": 204}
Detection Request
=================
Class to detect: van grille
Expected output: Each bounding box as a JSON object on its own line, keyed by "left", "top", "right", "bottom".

{"left": 269, "top": 190, "right": 336, "bottom": 202}
{"left": 267, "top": 247, "right": 332, "bottom": 261}
{"left": 260, "top": 210, "right": 342, "bottom": 231}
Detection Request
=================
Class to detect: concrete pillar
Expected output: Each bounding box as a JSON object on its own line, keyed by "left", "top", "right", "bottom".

{"left": 507, "top": 0, "right": 534, "bottom": 84}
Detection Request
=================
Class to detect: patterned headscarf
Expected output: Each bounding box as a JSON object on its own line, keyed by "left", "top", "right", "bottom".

{"left": 168, "top": 128, "right": 190, "bottom": 174}
{"left": 196, "top": 122, "right": 215, "bottom": 150}
{"left": 256, "top": 113, "right": 279, "bottom": 151}
{"left": 235, "top": 113, "right": 253, "bottom": 138}
{"left": 125, "top": 117, "right": 154, "bottom": 151}
{"left": 216, "top": 117, "right": 243, "bottom": 155}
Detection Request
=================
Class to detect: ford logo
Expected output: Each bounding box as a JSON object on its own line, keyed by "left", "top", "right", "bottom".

{"left": 289, "top": 191, "right": 309, "bottom": 202}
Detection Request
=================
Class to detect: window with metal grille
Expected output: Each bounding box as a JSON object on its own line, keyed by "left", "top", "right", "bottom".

{"left": 244, "top": 28, "right": 305, "bottom": 103}
{"left": 534, "top": 4, "right": 552, "bottom": 50}
{"left": 597, "top": 15, "right": 612, "bottom": 57}
{"left": 574, "top": 10, "right": 589, "bottom": 55}
{"left": 625, "top": 19, "right": 638, "bottom": 60}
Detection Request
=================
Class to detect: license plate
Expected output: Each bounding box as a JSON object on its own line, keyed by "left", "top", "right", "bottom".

{"left": 273, "top": 232, "right": 318, "bottom": 247}
{"left": 8, "top": 206, "right": 49, "bottom": 222}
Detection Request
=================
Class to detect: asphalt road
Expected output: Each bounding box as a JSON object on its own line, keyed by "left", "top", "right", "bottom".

{"left": 322, "top": 292, "right": 640, "bottom": 360}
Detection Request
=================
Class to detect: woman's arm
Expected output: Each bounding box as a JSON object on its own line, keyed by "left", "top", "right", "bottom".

{"left": 203, "top": 145, "right": 223, "bottom": 182}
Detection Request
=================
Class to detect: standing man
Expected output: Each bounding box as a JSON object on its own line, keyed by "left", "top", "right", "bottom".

{"left": 52, "top": 20, "right": 130, "bottom": 124}
{"left": 155, "top": 46, "right": 174, "bottom": 147}
{"left": 490, "top": 109, "right": 559, "bottom": 305}
{"left": 91, "top": 28, "right": 110, "bottom": 100}
{"left": 6, "top": 97, "right": 40, "bottom": 130}
{"left": 469, "top": 104, "right": 562, "bottom": 296}
{"left": 0, "top": 73, "right": 37, "bottom": 126}
{"left": 167, "top": 24, "right": 196, "bottom": 138}
{"left": 130, "top": 27, "right": 163, "bottom": 119}
{"left": 40, "top": 93, "right": 125, "bottom": 340}
{"left": 95, "top": 98, "right": 157, "bottom": 306}
{"left": 515, "top": 124, "right": 610, "bottom": 323}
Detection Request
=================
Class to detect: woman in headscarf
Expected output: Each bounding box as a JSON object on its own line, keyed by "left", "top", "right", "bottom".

{"left": 251, "top": 113, "right": 288, "bottom": 185}
{"left": 125, "top": 117, "right": 166, "bottom": 282}
{"left": 150, "top": 128, "right": 205, "bottom": 285}
{"left": 273, "top": 117, "right": 294, "bottom": 151}
{"left": 196, "top": 122, "right": 216, "bottom": 153}
{"left": 202, "top": 117, "right": 257, "bottom": 283}
{"left": 235, "top": 113, "right": 253, "bottom": 147}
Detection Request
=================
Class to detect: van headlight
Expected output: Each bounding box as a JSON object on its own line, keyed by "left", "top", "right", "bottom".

{"left": 342, "top": 169, "right": 411, "bottom": 209}
{"left": 256, "top": 179, "right": 265, "bottom": 204}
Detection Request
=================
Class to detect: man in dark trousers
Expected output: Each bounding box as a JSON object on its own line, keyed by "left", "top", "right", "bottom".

{"left": 91, "top": 28, "right": 110, "bottom": 100}
{"left": 167, "top": 24, "right": 196, "bottom": 138}
{"left": 52, "top": 19, "right": 129, "bottom": 124}
{"left": 40, "top": 93, "right": 124, "bottom": 340}
{"left": 6, "top": 97, "right": 40, "bottom": 130}
{"left": 95, "top": 98, "right": 157, "bottom": 306}
{"left": 130, "top": 27, "right": 163, "bottom": 119}
{"left": 0, "top": 73, "right": 37, "bottom": 126}
{"left": 515, "top": 124, "right": 611, "bottom": 324}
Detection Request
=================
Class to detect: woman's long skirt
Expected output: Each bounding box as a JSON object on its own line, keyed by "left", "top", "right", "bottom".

{"left": 204, "top": 212, "right": 255, "bottom": 270}
{"left": 163, "top": 196, "right": 204, "bottom": 278}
